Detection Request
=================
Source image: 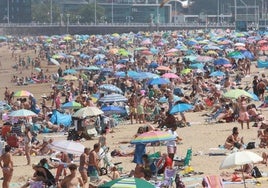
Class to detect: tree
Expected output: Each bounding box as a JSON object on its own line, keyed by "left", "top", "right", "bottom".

{"left": 31, "top": 0, "right": 61, "bottom": 24}
{"left": 78, "top": 3, "right": 105, "bottom": 24}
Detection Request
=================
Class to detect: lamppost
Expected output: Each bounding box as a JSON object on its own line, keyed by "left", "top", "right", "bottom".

{"left": 50, "top": 0, "right": 53, "bottom": 25}
{"left": 7, "top": 0, "right": 10, "bottom": 24}
{"left": 66, "top": 14, "right": 70, "bottom": 34}
{"left": 60, "top": 13, "right": 63, "bottom": 26}
{"left": 94, "top": 0, "right": 97, "bottom": 25}
{"left": 217, "top": 0, "right": 220, "bottom": 25}
{"left": 112, "top": 0, "right": 114, "bottom": 24}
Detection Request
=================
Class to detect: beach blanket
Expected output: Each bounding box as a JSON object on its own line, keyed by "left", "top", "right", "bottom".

{"left": 257, "top": 60, "right": 268, "bottom": 68}
{"left": 202, "top": 175, "right": 224, "bottom": 188}
{"left": 50, "top": 110, "right": 72, "bottom": 127}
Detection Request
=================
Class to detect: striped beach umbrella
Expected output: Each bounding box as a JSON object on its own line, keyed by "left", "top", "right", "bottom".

{"left": 98, "top": 94, "right": 128, "bottom": 103}
{"left": 13, "top": 90, "right": 33, "bottom": 97}
{"left": 131, "top": 131, "right": 176, "bottom": 144}
{"left": 61, "top": 101, "right": 82, "bottom": 109}
{"left": 98, "top": 84, "right": 123, "bottom": 94}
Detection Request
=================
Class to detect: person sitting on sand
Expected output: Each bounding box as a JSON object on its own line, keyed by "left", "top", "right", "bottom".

{"left": 224, "top": 127, "right": 244, "bottom": 150}
{"left": 258, "top": 128, "right": 268, "bottom": 148}
{"left": 58, "top": 164, "right": 84, "bottom": 188}
{"left": 216, "top": 104, "right": 234, "bottom": 123}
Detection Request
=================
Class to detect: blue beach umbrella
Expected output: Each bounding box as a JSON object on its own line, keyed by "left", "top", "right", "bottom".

{"left": 101, "top": 106, "right": 126, "bottom": 114}
{"left": 98, "top": 84, "right": 123, "bottom": 94}
{"left": 242, "top": 51, "right": 255, "bottom": 60}
{"left": 209, "top": 71, "right": 226, "bottom": 77}
{"left": 63, "top": 69, "right": 77, "bottom": 74}
{"left": 148, "top": 61, "right": 159, "bottom": 68}
{"left": 248, "top": 92, "right": 259, "bottom": 101}
{"left": 170, "top": 103, "right": 193, "bottom": 114}
{"left": 148, "top": 78, "right": 170, "bottom": 85}
{"left": 214, "top": 58, "right": 230, "bottom": 65}
{"left": 95, "top": 60, "right": 107, "bottom": 65}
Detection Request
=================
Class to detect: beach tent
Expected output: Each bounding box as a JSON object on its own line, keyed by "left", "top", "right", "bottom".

{"left": 50, "top": 110, "right": 72, "bottom": 127}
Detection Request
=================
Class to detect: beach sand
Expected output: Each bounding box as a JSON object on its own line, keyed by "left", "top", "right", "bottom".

{"left": 0, "top": 44, "right": 267, "bottom": 188}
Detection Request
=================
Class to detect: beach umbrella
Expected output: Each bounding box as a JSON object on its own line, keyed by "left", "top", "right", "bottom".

{"left": 95, "top": 60, "right": 107, "bottom": 65}
{"left": 93, "top": 54, "right": 105, "bottom": 60}
{"left": 195, "top": 55, "right": 214, "bottom": 63}
{"left": 223, "top": 89, "right": 253, "bottom": 99}
{"left": 214, "top": 58, "right": 230, "bottom": 65}
{"left": 248, "top": 92, "right": 259, "bottom": 101}
{"left": 98, "top": 94, "right": 128, "bottom": 103}
{"left": 148, "top": 61, "right": 159, "bottom": 68}
{"left": 156, "top": 66, "right": 171, "bottom": 71}
{"left": 181, "top": 68, "right": 192, "bottom": 75}
{"left": 169, "top": 103, "right": 193, "bottom": 114}
{"left": 98, "top": 84, "right": 123, "bottom": 94}
{"left": 34, "top": 67, "right": 42, "bottom": 72}
{"left": 219, "top": 150, "right": 262, "bottom": 188}
{"left": 159, "top": 95, "right": 181, "bottom": 103}
{"left": 72, "top": 107, "right": 103, "bottom": 118}
{"left": 13, "top": 90, "right": 33, "bottom": 97}
{"left": 115, "top": 71, "right": 140, "bottom": 78}
{"left": 63, "top": 69, "right": 77, "bottom": 75}
{"left": 9, "top": 109, "right": 37, "bottom": 118}
{"left": 137, "top": 72, "right": 160, "bottom": 80}
{"left": 101, "top": 106, "right": 126, "bottom": 114}
{"left": 209, "top": 71, "right": 226, "bottom": 77}
{"left": 49, "top": 140, "right": 85, "bottom": 155}
{"left": 61, "top": 101, "right": 82, "bottom": 109}
{"left": 242, "top": 51, "right": 255, "bottom": 60}
{"left": 189, "top": 63, "right": 204, "bottom": 69}
{"left": 162, "top": 73, "right": 180, "bottom": 79}
{"left": 50, "top": 58, "right": 60, "bottom": 66}
{"left": 99, "top": 177, "right": 154, "bottom": 188}
{"left": 148, "top": 78, "right": 170, "bottom": 85}
{"left": 227, "top": 51, "right": 245, "bottom": 59}
{"left": 130, "top": 131, "right": 176, "bottom": 144}
{"left": 62, "top": 75, "right": 78, "bottom": 81}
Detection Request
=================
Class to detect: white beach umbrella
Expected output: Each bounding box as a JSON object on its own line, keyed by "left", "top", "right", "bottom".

{"left": 50, "top": 58, "right": 60, "bottom": 66}
{"left": 72, "top": 106, "right": 103, "bottom": 118}
{"left": 49, "top": 140, "right": 85, "bottom": 155}
{"left": 219, "top": 150, "right": 262, "bottom": 188}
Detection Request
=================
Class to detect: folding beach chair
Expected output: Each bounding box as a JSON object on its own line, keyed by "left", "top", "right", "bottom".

{"left": 158, "top": 168, "right": 177, "bottom": 188}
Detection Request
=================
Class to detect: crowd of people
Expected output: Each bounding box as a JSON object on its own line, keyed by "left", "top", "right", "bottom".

{"left": 0, "top": 28, "right": 268, "bottom": 187}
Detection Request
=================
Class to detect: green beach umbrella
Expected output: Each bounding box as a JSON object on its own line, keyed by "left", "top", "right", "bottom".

{"left": 99, "top": 177, "right": 155, "bottom": 188}
{"left": 223, "top": 89, "right": 253, "bottom": 99}
{"left": 181, "top": 68, "right": 192, "bottom": 75}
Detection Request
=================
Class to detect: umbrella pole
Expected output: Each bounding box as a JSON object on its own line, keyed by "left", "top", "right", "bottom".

{"left": 241, "top": 166, "right": 247, "bottom": 188}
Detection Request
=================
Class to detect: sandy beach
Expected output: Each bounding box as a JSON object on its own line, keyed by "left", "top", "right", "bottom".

{"left": 0, "top": 34, "right": 267, "bottom": 188}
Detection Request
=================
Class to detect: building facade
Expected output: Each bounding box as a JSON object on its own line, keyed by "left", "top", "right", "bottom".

{"left": 0, "top": 0, "right": 31, "bottom": 23}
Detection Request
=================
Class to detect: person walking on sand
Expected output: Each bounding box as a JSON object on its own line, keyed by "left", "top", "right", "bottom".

{"left": 59, "top": 164, "right": 84, "bottom": 188}
{"left": 79, "top": 147, "right": 90, "bottom": 185}
{"left": 128, "top": 93, "right": 138, "bottom": 124}
{"left": 24, "top": 126, "right": 32, "bottom": 165}
{"left": 237, "top": 96, "right": 250, "bottom": 129}
{"left": 0, "top": 145, "right": 13, "bottom": 188}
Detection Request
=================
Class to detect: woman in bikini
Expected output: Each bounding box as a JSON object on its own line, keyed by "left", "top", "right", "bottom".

{"left": 224, "top": 127, "right": 244, "bottom": 150}
{"left": 0, "top": 145, "right": 13, "bottom": 188}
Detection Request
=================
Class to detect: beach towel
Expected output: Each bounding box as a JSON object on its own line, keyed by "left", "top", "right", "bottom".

{"left": 257, "top": 60, "right": 268, "bottom": 68}
{"left": 202, "top": 175, "right": 224, "bottom": 188}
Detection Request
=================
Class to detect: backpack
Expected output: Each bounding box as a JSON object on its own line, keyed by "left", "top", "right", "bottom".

{"left": 251, "top": 166, "right": 262, "bottom": 178}
{"left": 175, "top": 173, "right": 185, "bottom": 188}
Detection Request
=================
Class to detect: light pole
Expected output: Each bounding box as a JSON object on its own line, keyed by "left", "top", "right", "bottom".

{"left": 94, "top": 0, "right": 96, "bottom": 25}
{"left": 76, "top": 15, "right": 81, "bottom": 24}
{"left": 217, "top": 0, "right": 220, "bottom": 25}
{"left": 112, "top": 0, "right": 114, "bottom": 24}
{"left": 66, "top": 14, "right": 70, "bottom": 34}
{"left": 7, "top": 0, "right": 9, "bottom": 24}
{"left": 50, "top": 0, "right": 53, "bottom": 25}
{"left": 60, "top": 13, "right": 63, "bottom": 26}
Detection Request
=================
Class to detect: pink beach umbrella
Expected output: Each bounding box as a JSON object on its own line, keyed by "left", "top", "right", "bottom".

{"left": 162, "top": 73, "right": 180, "bottom": 80}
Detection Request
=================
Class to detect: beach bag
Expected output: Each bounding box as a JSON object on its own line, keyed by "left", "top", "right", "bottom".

{"left": 175, "top": 173, "right": 185, "bottom": 188}
{"left": 246, "top": 142, "right": 255, "bottom": 150}
{"left": 251, "top": 166, "right": 262, "bottom": 178}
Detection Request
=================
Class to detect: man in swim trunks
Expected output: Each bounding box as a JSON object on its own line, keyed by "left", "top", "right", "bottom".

{"left": 0, "top": 145, "right": 13, "bottom": 188}
{"left": 88, "top": 143, "right": 101, "bottom": 182}
{"left": 79, "top": 147, "right": 90, "bottom": 185}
